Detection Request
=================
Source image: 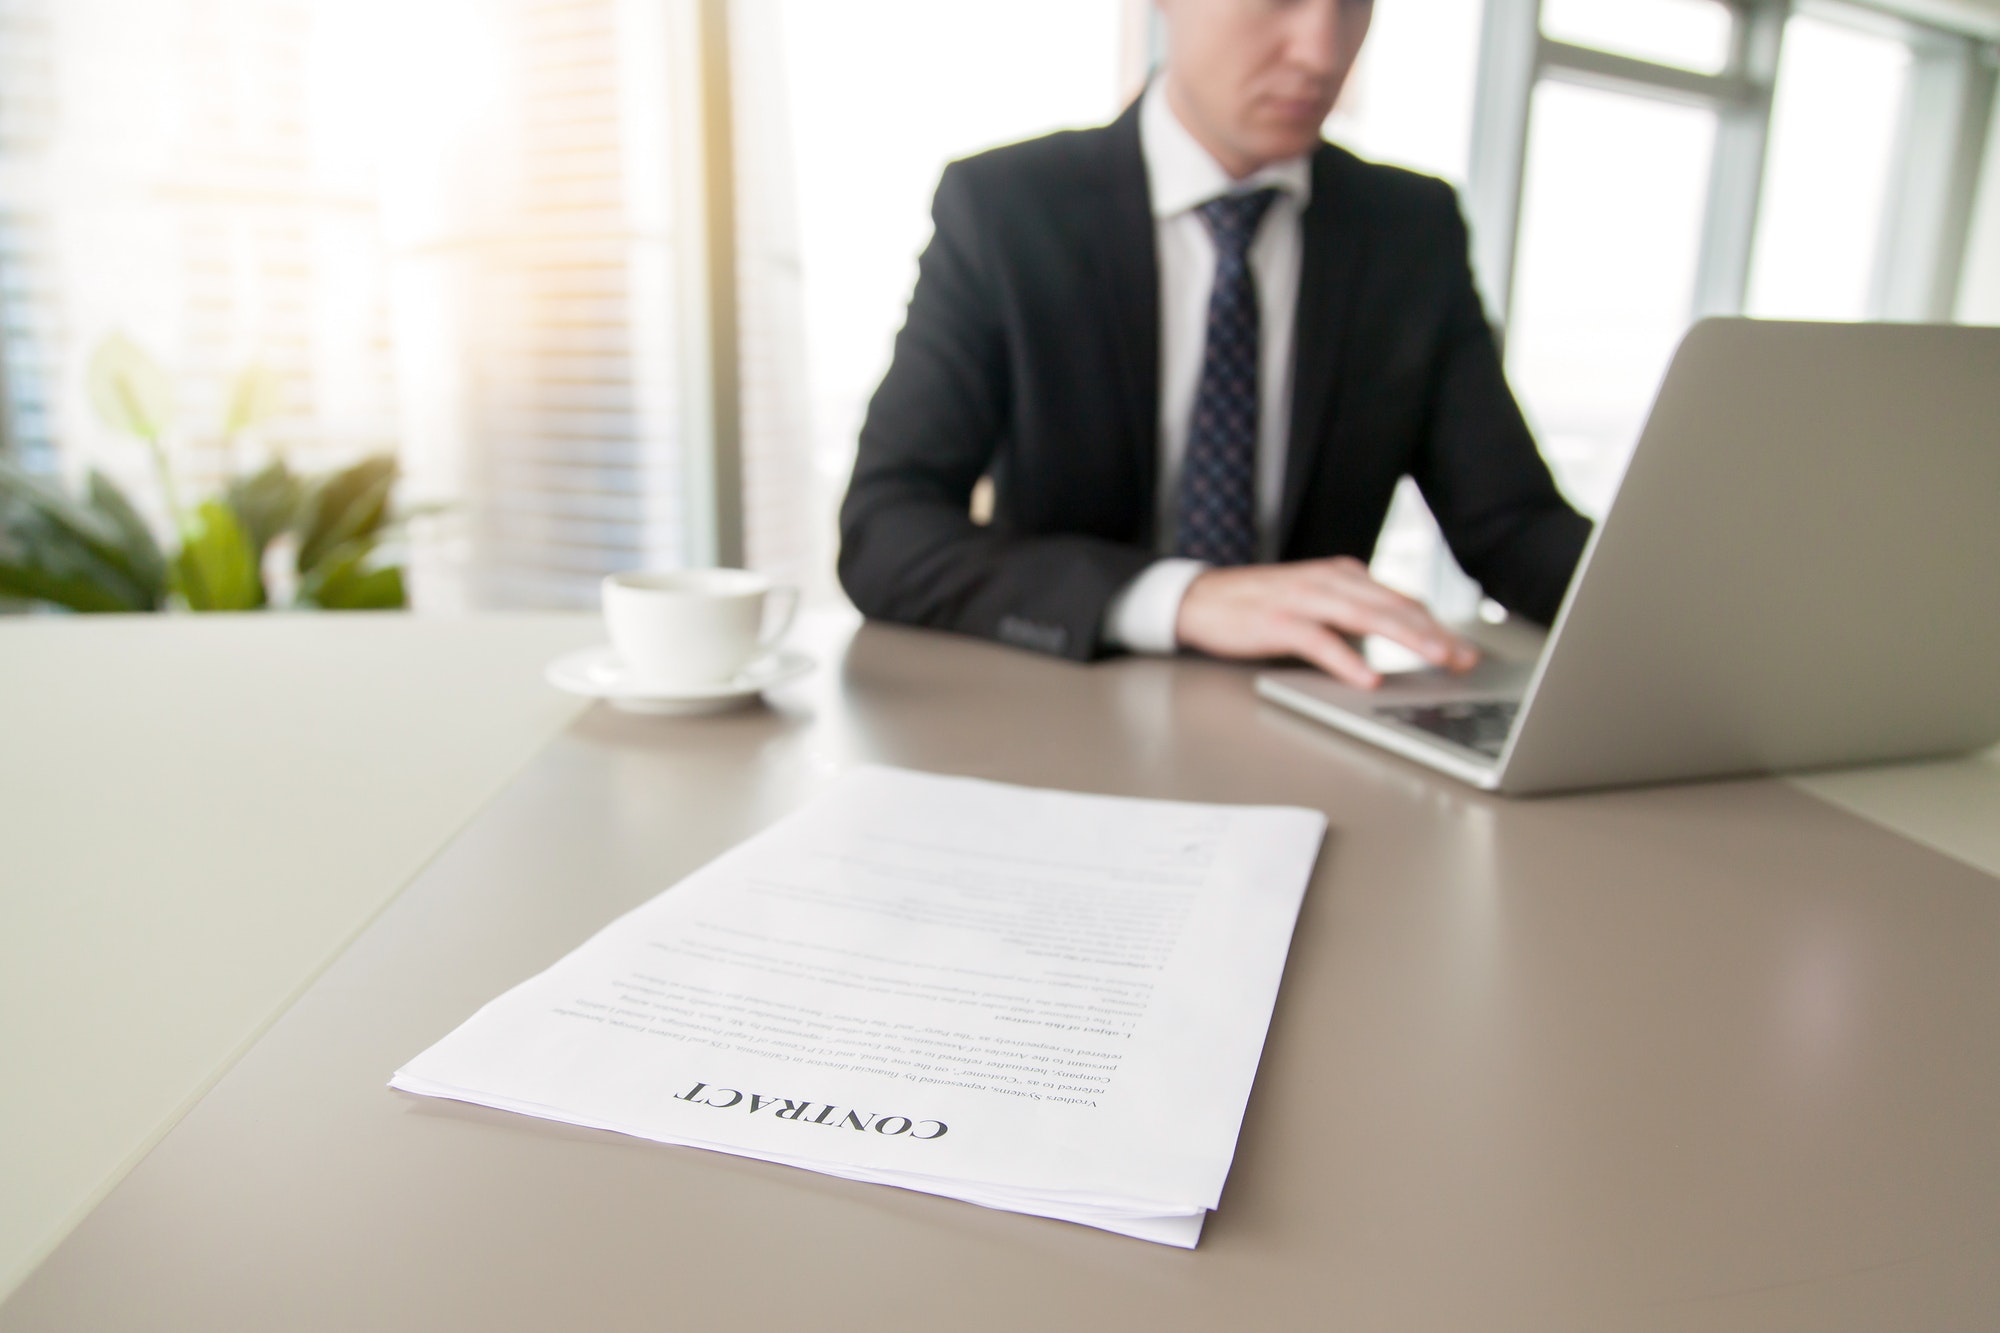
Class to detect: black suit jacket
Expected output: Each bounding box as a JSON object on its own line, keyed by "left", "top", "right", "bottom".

{"left": 838, "top": 100, "right": 1590, "bottom": 662}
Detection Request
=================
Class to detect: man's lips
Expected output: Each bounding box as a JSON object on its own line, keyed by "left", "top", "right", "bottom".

{"left": 1258, "top": 93, "right": 1335, "bottom": 125}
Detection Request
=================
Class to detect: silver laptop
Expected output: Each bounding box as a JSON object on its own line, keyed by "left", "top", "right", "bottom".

{"left": 1256, "top": 318, "right": 2000, "bottom": 795}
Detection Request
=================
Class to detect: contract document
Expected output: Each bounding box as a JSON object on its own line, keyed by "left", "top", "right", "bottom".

{"left": 393, "top": 766, "right": 1325, "bottom": 1247}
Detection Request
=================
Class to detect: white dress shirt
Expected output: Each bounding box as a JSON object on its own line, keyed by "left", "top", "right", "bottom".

{"left": 1102, "top": 80, "right": 1314, "bottom": 654}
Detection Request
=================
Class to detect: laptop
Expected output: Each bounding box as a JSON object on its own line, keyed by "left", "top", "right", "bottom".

{"left": 1256, "top": 318, "right": 2000, "bottom": 795}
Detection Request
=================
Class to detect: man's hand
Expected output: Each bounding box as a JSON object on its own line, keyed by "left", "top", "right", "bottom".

{"left": 1174, "top": 556, "right": 1479, "bottom": 689}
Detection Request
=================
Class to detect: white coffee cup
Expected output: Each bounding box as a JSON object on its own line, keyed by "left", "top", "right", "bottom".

{"left": 601, "top": 568, "right": 798, "bottom": 690}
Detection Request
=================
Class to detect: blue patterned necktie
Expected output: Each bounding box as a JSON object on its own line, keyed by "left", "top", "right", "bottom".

{"left": 1174, "top": 186, "right": 1279, "bottom": 567}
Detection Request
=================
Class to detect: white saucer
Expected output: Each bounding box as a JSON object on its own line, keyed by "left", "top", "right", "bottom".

{"left": 546, "top": 645, "right": 815, "bottom": 715}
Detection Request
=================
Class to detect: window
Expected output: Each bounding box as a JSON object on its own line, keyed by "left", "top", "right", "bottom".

{"left": 746, "top": 0, "right": 1138, "bottom": 609}
{"left": 1322, "top": 0, "right": 1488, "bottom": 610}
{"left": 0, "top": 0, "right": 716, "bottom": 611}
{"left": 1959, "top": 88, "right": 2000, "bottom": 323}
{"left": 1324, "top": 0, "right": 1486, "bottom": 186}
{"left": 1507, "top": 82, "right": 1717, "bottom": 516}
{"left": 3, "top": 0, "right": 1997, "bottom": 620}
{"left": 1385, "top": 0, "right": 2000, "bottom": 619}
{"left": 1745, "top": 13, "right": 1921, "bottom": 322}
{"left": 1540, "top": 0, "right": 1736, "bottom": 75}
{"left": 397, "top": 0, "right": 695, "bottom": 609}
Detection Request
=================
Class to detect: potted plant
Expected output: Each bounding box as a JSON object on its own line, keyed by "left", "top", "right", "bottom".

{"left": 0, "top": 334, "right": 412, "bottom": 612}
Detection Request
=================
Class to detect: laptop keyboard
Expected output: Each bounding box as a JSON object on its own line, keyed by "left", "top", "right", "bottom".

{"left": 1375, "top": 700, "right": 1519, "bottom": 759}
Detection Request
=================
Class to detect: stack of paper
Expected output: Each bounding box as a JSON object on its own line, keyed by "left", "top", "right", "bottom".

{"left": 393, "top": 766, "right": 1325, "bottom": 1247}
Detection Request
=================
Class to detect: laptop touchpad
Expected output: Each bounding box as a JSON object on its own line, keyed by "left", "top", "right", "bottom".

{"left": 1372, "top": 656, "right": 1535, "bottom": 703}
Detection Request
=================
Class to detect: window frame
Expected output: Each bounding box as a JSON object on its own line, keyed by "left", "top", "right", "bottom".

{"left": 1467, "top": 0, "right": 2000, "bottom": 331}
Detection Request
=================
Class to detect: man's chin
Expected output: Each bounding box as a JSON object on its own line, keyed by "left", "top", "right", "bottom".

{"left": 1240, "top": 124, "right": 1323, "bottom": 166}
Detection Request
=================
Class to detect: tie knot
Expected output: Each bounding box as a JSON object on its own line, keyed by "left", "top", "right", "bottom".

{"left": 1196, "top": 187, "right": 1280, "bottom": 256}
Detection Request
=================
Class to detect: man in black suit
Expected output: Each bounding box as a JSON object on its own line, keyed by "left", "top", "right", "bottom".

{"left": 838, "top": 0, "right": 1589, "bottom": 688}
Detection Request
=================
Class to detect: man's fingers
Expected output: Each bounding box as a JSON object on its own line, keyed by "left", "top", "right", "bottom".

{"left": 1317, "top": 568, "right": 1479, "bottom": 670}
{"left": 1175, "top": 560, "right": 1479, "bottom": 682}
{"left": 1282, "top": 620, "right": 1380, "bottom": 689}
{"left": 1305, "top": 560, "right": 1417, "bottom": 610}
{"left": 1285, "top": 584, "right": 1473, "bottom": 669}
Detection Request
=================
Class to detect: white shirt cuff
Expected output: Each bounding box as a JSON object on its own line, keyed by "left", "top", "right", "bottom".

{"left": 1102, "top": 558, "right": 1209, "bottom": 655}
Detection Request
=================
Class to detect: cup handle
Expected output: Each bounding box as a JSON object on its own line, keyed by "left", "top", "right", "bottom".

{"left": 760, "top": 585, "right": 800, "bottom": 650}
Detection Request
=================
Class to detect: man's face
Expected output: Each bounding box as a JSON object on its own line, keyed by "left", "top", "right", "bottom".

{"left": 1158, "top": 0, "right": 1374, "bottom": 178}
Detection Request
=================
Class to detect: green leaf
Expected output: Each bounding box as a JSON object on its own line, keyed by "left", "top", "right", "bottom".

{"left": 0, "top": 542, "right": 144, "bottom": 611}
{"left": 85, "top": 469, "right": 168, "bottom": 596}
{"left": 224, "top": 459, "right": 303, "bottom": 558}
{"left": 86, "top": 333, "right": 176, "bottom": 442}
{"left": 173, "top": 500, "right": 263, "bottom": 611}
{"left": 223, "top": 363, "right": 287, "bottom": 436}
{"left": 295, "top": 537, "right": 405, "bottom": 610}
{"left": 296, "top": 455, "right": 398, "bottom": 576}
{"left": 316, "top": 562, "right": 404, "bottom": 610}
{"left": 0, "top": 558, "right": 137, "bottom": 612}
{"left": 0, "top": 458, "right": 162, "bottom": 611}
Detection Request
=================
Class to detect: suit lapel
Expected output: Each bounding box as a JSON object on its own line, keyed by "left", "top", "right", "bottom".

{"left": 1280, "top": 145, "right": 1367, "bottom": 554}
{"left": 1092, "top": 102, "right": 1160, "bottom": 543}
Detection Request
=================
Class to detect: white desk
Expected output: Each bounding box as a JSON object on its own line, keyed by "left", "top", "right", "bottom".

{"left": 0, "top": 612, "right": 599, "bottom": 1299}
{"left": 1, "top": 611, "right": 1994, "bottom": 1310}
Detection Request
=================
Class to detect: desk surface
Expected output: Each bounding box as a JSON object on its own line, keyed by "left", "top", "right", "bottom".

{"left": 4, "top": 614, "right": 1998, "bottom": 1331}
{"left": 0, "top": 613, "right": 600, "bottom": 1299}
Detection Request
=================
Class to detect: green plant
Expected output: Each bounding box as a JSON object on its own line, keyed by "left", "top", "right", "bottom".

{"left": 0, "top": 458, "right": 167, "bottom": 611}
{"left": 0, "top": 335, "right": 409, "bottom": 612}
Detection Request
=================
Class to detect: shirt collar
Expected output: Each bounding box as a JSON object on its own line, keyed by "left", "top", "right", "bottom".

{"left": 1139, "top": 77, "right": 1313, "bottom": 222}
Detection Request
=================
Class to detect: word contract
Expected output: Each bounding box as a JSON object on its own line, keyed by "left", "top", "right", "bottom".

{"left": 392, "top": 766, "right": 1325, "bottom": 1246}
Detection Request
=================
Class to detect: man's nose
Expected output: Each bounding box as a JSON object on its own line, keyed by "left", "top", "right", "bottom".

{"left": 1281, "top": 0, "right": 1347, "bottom": 79}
